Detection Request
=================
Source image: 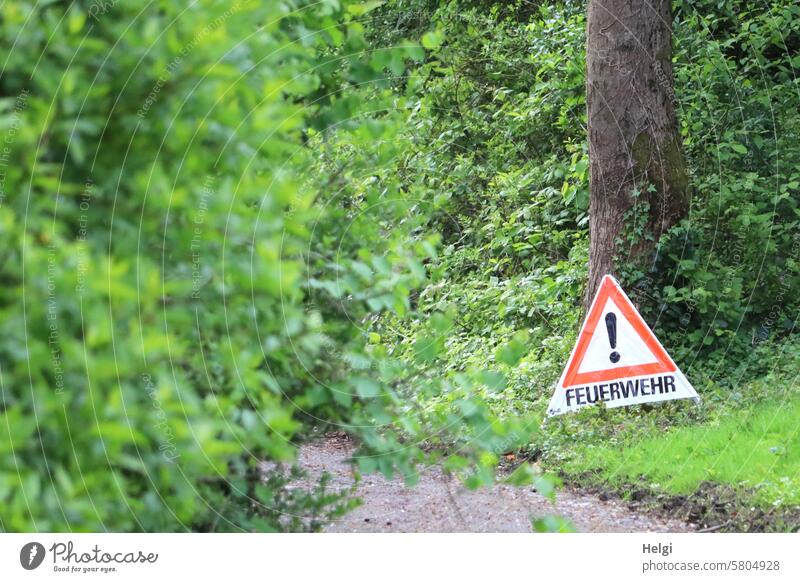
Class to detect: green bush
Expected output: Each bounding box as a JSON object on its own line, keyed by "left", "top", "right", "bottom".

{"left": 4, "top": 0, "right": 799, "bottom": 533}
{"left": 0, "top": 0, "right": 549, "bottom": 532}
{"left": 365, "top": 0, "right": 800, "bottom": 419}
{"left": 0, "top": 0, "right": 438, "bottom": 532}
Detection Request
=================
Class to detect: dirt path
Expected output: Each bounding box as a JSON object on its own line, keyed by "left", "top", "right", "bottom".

{"left": 299, "top": 435, "right": 694, "bottom": 533}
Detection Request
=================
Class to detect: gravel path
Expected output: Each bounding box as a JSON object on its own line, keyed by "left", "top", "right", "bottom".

{"left": 299, "top": 435, "right": 694, "bottom": 533}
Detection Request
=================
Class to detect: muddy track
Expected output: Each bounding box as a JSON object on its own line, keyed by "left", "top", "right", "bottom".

{"left": 299, "top": 435, "right": 694, "bottom": 533}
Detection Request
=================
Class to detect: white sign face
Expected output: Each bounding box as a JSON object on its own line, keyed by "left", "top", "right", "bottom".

{"left": 547, "top": 275, "right": 699, "bottom": 416}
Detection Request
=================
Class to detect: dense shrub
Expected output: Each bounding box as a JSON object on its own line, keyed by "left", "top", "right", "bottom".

{"left": 0, "top": 0, "right": 443, "bottom": 532}
{"left": 365, "top": 0, "right": 800, "bottom": 419}
{"left": 3, "top": 0, "right": 798, "bottom": 532}
{"left": 0, "top": 0, "right": 299, "bottom": 531}
{"left": 0, "top": 0, "right": 551, "bottom": 532}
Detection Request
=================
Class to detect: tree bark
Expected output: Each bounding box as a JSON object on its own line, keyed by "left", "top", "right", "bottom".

{"left": 585, "top": 0, "right": 689, "bottom": 308}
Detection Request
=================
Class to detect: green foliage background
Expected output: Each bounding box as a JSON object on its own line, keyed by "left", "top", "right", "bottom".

{"left": 1, "top": 0, "right": 799, "bottom": 532}
{"left": 364, "top": 0, "right": 800, "bottom": 527}
{"left": 0, "top": 0, "right": 439, "bottom": 531}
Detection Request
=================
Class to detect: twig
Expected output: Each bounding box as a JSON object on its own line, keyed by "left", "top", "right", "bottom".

{"left": 444, "top": 473, "right": 469, "bottom": 530}
{"left": 697, "top": 519, "right": 732, "bottom": 533}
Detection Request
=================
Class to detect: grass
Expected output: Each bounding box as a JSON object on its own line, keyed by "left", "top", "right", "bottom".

{"left": 559, "top": 398, "right": 800, "bottom": 509}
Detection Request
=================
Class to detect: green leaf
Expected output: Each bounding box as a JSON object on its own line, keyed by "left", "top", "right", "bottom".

{"left": 532, "top": 516, "right": 577, "bottom": 533}
{"left": 414, "top": 335, "right": 442, "bottom": 363}
{"left": 442, "top": 455, "right": 469, "bottom": 473}
{"left": 421, "top": 31, "right": 443, "bottom": 49}
{"left": 353, "top": 377, "right": 381, "bottom": 398}
{"left": 495, "top": 330, "right": 529, "bottom": 366}
{"left": 504, "top": 462, "right": 536, "bottom": 486}
{"left": 430, "top": 311, "right": 453, "bottom": 333}
{"left": 347, "top": 0, "right": 385, "bottom": 17}
{"left": 479, "top": 370, "right": 507, "bottom": 392}
{"left": 533, "top": 475, "right": 557, "bottom": 503}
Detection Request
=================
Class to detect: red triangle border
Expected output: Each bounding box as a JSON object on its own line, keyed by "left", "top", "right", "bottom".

{"left": 562, "top": 276, "right": 676, "bottom": 388}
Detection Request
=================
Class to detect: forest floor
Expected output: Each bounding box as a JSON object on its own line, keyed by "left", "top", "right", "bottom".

{"left": 299, "top": 434, "right": 694, "bottom": 533}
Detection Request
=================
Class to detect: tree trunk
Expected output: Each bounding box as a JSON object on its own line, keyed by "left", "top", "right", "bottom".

{"left": 585, "top": 0, "right": 689, "bottom": 308}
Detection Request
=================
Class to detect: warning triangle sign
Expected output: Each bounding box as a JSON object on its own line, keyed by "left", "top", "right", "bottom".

{"left": 547, "top": 275, "right": 699, "bottom": 416}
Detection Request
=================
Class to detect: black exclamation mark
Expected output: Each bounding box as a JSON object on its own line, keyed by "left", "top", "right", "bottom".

{"left": 605, "top": 313, "right": 620, "bottom": 363}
